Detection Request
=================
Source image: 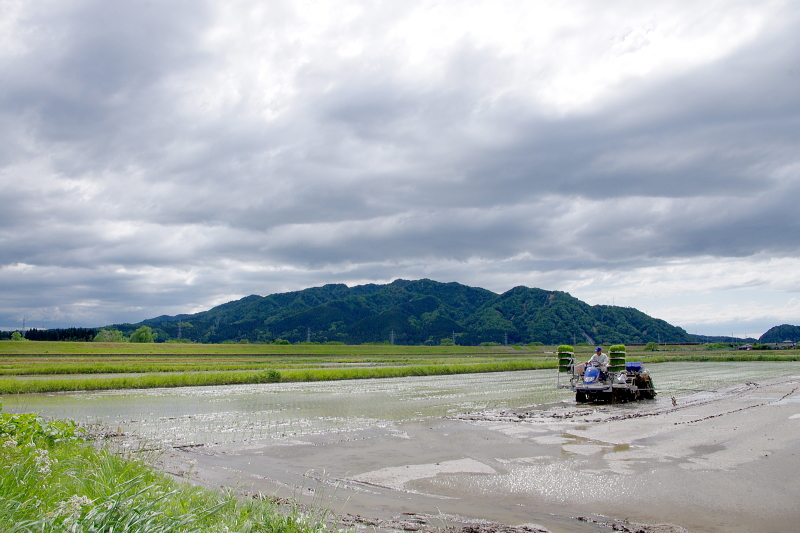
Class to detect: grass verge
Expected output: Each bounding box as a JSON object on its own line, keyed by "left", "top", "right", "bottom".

{"left": 0, "top": 352, "right": 800, "bottom": 394}
{"left": 0, "top": 360, "right": 556, "bottom": 394}
{"left": 635, "top": 353, "right": 800, "bottom": 363}
{"left": 0, "top": 409, "right": 334, "bottom": 533}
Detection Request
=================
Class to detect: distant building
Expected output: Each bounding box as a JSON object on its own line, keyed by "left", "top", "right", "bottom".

{"left": 762, "top": 342, "right": 796, "bottom": 349}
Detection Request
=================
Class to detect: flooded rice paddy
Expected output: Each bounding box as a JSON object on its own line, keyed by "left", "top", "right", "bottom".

{"left": 3, "top": 361, "right": 800, "bottom": 533}
{"left": 2, "top": 362, "right": 789, "bottom": 447}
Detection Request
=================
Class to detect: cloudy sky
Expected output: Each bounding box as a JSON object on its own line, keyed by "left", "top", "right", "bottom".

{"left": 1, "top": 0, "right": 799, "bottom": 338}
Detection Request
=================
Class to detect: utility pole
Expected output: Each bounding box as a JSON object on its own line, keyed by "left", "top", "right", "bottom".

{"left": 452, "top": 331, "right": 456, "bottom": 344}
{"left": 178, "top": 320, "right": 182, "bottom": 339}
{"left": 504, "top": 332, "right": 508, "bottom": 346}
{"left": 390, "top": 329, "right": 395, "bottom": 345}
{"left": 307, "top": 327, "right": 311, "bottom": 343}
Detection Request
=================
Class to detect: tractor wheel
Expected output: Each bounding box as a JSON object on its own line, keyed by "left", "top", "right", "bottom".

{"left": 611, "top": 389, "right": 620, "bottom": 403}
{"left": 576, "top": 391, "right": 588, "bottom": 403}
{"left": 612, "top": 388, "right": 630, "bottom": 403}
{"left": 636, "top": 376, "right": 657, "bottom": 399}
{"left": 588, "top": 392, "right": 610, "bottom": 404}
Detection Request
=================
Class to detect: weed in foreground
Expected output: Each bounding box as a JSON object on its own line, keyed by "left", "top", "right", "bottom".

{"left": 0, "top": 406, "right": 342, "bottom": 533}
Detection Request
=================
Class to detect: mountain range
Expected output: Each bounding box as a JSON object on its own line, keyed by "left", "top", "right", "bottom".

{"left": 107, "top": 279, "right": 746, "bottom": 345}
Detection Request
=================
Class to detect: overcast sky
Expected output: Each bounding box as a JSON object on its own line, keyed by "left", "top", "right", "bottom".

{"left": 2, "top": 0, "right": 799, "bottom": 338}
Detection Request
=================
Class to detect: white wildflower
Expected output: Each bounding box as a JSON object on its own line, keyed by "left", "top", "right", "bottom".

{"left": 2, "top": 439, "right": 17, "bottom": 448}
{"left": 34, "top": 448, "right": 57, "bottom": 475}
{"left": 55, "top": 494, "right": 93, "bottom": 517}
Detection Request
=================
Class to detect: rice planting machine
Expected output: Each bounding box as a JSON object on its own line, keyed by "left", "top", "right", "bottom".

{"left": 556, "top": 344, "right": 656, "bottom": 403}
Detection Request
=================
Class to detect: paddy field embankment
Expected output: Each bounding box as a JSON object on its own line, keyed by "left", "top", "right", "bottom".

{"left": 1, "top": 341, "right": 797, "bottom": 394}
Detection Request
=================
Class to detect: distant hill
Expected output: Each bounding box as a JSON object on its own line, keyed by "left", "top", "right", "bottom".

{"left": 759, "top": 324, "right": 800, "bottom": 343}
{"left": 108, "top": 279, "right": 699, "bottom": 345}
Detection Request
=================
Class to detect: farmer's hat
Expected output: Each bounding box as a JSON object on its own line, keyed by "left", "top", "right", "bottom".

{"left": 595, "top": 347, "right": 602, "bottom": 352}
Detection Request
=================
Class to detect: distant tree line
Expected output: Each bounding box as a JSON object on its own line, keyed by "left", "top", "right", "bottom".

{"left": 0, "top": 326, "right": 161, "bottom": 343}
{"left": 22, "top": 328, "right": 97, "bottom": 342}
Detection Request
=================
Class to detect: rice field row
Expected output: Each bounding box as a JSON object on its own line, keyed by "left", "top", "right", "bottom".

{"left": 0, "top": 341, "right": 797, "bottom": 394}
{"left": 0, "top": 360, "right": 557, "bottom": 394}
{"left": 0, "top": 341, "right": 524, "bottom": 356}
{"left": 0, "top": 353, "right": 540, "bottom": 376}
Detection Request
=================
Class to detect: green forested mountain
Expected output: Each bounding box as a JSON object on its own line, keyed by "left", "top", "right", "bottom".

{"left": 108, "top": 279, "right": 696, "bottom": 345}
{"left": 759, "top": 324, "right": 800, "bottom": 343}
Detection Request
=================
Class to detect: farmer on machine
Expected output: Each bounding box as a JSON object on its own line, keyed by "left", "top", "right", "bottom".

{"left": 587, "top": 347, "right": 609, "bottom": 372}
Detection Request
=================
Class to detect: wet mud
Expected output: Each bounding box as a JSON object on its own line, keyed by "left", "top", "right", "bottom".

{"left": 155, "top": 373, "right": 798, "bottom": 533}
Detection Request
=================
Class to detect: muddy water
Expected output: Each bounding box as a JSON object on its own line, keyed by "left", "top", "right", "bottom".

{"left": 3, "top": 362, "right": 800, "bottom": 533}
{"left": 3, "top": 367, "right": 573, "bottom": 446}
{"left": 1, "top": 362, "right": 786, "bottom": 446}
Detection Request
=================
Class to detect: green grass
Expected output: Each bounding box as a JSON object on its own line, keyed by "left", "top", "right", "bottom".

{"left": 0, "top": 353, "right": 539, "bottom": 376}
{"left": 277, "top": 359, "right": 555, "bottom": 382}
{"left": 0, "top": 341, "right": 797, "bottom": 394}
{"left": 0, "top": 411, "right": 333, "bottom": 533}
{"left": 0, "top": 342, "right": 554, "bottom": 393}
{"left": 0, "top": 341, "right": 521, "bottom": 356}
{"left": 0, "top": 360, "right": 557, "bottom": 394}
{"left": 635, "top": 353, "right": 800, "bottom": 363}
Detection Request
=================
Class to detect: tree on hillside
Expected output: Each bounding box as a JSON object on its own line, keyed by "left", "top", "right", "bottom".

{"left": 129, "top": 326, "right": 156, "bottom": 343}
{"left": 94, "top": 329, "right": 126, "bottom": 342}
{"left": 758, "top": 324, "right": 800, "bottom": 343}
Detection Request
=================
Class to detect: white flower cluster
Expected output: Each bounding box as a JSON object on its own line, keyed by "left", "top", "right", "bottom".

{"left": 34, "top": 448, "right": 57, "bottom": 475}
{"left": 2, "top": 438, "right": 17, "bottom": 448}
{"left": 54, "top": 494, "right": 93, "bottom": 517}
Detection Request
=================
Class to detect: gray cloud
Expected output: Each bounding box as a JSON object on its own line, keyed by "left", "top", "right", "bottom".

{"left": 1, "top": 0, "right": 799, "bottom": 332}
